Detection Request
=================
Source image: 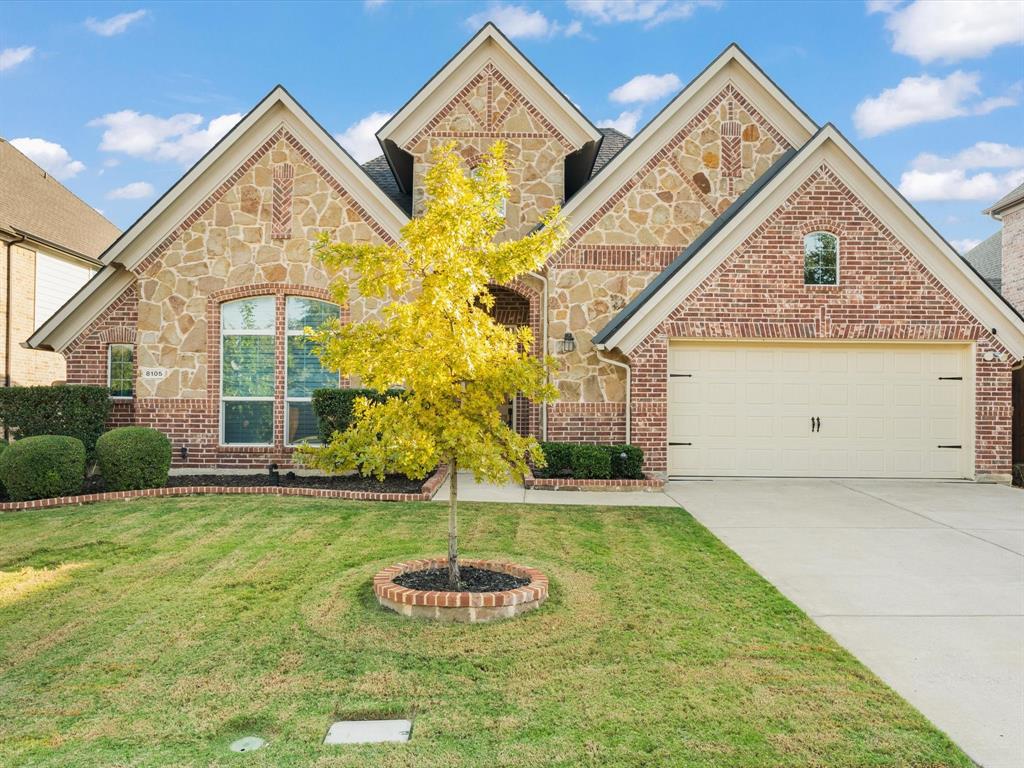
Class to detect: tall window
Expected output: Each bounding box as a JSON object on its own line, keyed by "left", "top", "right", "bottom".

{"left": 219, "top": 295, "right": 339, "bottom": 446}
{"left": 804, "top": 232, "right": 839, "bottom": 285}
{"left": 286, "top": 297, "right": 339, "bottom": 445}
{"left": 221, "top": 297, "right": 276, "bottom": 445}
{"left": 108, "top": 344, "right": 134, "bottom": 398}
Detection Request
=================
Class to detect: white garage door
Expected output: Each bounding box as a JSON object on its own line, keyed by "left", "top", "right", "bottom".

{"left": 668, "top": 342, "right": 973, "bottom": 478}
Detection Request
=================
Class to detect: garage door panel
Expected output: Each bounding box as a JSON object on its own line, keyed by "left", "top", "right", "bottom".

{"left": 667, "top": 342, "right": 972, "bottom": 479}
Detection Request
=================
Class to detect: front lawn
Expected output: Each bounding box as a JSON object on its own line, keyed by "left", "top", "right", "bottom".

{"left": 0, "top": 497, "right": 969, "bottom": 767}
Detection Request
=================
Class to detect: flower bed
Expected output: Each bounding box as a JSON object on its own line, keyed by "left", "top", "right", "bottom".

{"left": 524, "top": 469, "right": 664, "bottom": 492}
{"left": 0, "top": 465, "right": 449, "bottom": 512}
{"left": 373, "top": 557, "right": 548, "bottom": 623}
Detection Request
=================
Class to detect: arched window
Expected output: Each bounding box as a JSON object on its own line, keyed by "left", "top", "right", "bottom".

{"left": 221, "top": 297, "right": 276, "bottom": 445}
{"left": 804, "top": 231, "right": 839, "bottom": 285}
{"left": 219, "top": 295, "right": 340, "bottom": 446}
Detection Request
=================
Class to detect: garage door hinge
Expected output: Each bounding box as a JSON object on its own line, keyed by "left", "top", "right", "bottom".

{"left": 669, "top": 373, "right": 692, "bottom": 378}
{"left": 937, "top": 445, "right": 962, "bottom": 449}
{"left": 937, "top": 376, "right": 963, "bottom": 380}
{"left": 669, "top": 442, "right": 692, "bottom": 446}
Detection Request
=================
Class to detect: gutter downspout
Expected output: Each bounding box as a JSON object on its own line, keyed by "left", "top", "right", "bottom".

{"left": 595, "top": 346, "right": 631, "bottom": 444}
{"left": 4, "top": 233, "right": 26, "bottom": 388}
{"left": 526, "top": 270, "right": 549, "bottom": 441}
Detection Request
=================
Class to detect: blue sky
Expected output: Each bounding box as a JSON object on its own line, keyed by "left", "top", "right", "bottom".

{"left": 2, "top": 1, "right": 1022, "bottom": 252}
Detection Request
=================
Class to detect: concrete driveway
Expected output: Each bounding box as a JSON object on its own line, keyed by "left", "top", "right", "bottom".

{"left": 665, "top": 478, "right": 1024, "bottom": 768}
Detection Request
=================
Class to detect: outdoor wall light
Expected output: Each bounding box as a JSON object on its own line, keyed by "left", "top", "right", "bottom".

{"left": 560, "top": 332, "right": 576, "bottom": 353}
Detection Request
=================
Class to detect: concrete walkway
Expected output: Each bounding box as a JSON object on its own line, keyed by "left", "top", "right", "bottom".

{"left": 434, "top": 472, "right": 1023, "bottom": 767}
{"left": 664, "top": 478, "right": 1024, "bottom": 768}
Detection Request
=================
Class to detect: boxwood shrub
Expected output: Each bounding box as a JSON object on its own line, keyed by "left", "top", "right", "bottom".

{"left": 311, "top": 387, "right": 404, "bottom": 443}
{"left": 0, "top": 385, "right": 111, "bottom": 458}
{"left": 0, "top": 435, "right": 85, "bottom": 501}
{"left": 96, "top": 427, "right": 172, "bottom": 491}
{"left": 569, "top": 444, "right": 612, "bottom": 479}
{"left": 537, "top": 441, "right": 645, "bottom": 480}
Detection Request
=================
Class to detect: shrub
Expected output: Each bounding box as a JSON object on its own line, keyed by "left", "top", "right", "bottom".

{"left": 0, "top": 441, "right": 7, "bottom": 497}
{"left": 0, "top": 385, "right": 111, "bottom": 458}
{"left": 0, "top": 435, "right": 85, "bottom": 501}
{"left": 570, "top": 444, "right": 611, "bottom": 479}
{"left": 311, "top": 387, "right": 404, "bottom": 443}
{"left": 96, "top": 427, "right": 172, "bottom": 491}
{"left": 605, "top": 445, "right": 644, "bottom": 479}
{"left": 538, "top": 441, "right": 574, "bottom": 477}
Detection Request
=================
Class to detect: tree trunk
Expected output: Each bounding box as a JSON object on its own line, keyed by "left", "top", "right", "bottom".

{"left": 447, "top": 458, "right": 461, "bottom": 589}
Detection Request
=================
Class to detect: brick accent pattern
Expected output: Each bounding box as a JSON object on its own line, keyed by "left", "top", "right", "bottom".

{"left": 523, "top": 470, "right": 664, "bottom": 491}
{"left": 0, "top": 466, "right": 449, "bottom": 513}
{"left": 374, "top": 558, "right": 548, "bottom": 621}
{"left": 271, "top": 163, "right": 294, "bottom": 239}
{"left": 627, "top": 164, "right": 1015, "bottom": 478}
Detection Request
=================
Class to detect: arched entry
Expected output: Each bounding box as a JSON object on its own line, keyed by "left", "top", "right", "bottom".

{"left": 484, "top": 283, "right": 539, "bottom": 437}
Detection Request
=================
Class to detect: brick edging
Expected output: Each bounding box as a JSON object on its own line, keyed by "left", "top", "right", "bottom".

{"left": 0, "top": 465, "right": 449, "bottom": 512}
{"left": 373, "top": 558, "right": 549, "bottom": 609}
{"left": 524, "top": 469, "right": 665, "bottom": 492}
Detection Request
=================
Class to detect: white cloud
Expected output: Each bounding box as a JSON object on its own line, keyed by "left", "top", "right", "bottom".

{"left": 89, "top": 110, "right": 242, "bottom": 164}
{"left": 878, "top": 0, "right": 1024, "bottom": 63}
{"left": 85, "top": 9, "right": 148, "bottom": 37}
{"left": 0, "top": 46, "right": 35, "bottom": 72}
{"left": 597, "top": 109, "right": 642, "bottom": 136}
{"left": 950, "top": 238, "right": 981, "bottom": 254}
{"left": 610, "top": 73, "right": 681, "bottom": 104}
{"left": 466, "top": 4, "right": 580, "bottom": 39}
{"left": 364, "top": 0, "right": 388, "bottom": 8}
{"left": 852, "top": 71, "right": 1016, "bottom": 137}
{"left": 9, "top": 138, "right": 86, "bottom": 180}
{"left": 865, "top": 0, "right": 902, "bottom": 14}
{"left": 899, "top": 141, "right": 1024, "bottom": 202}
{"left": 899, "top": 167, "right": 1024, "bottom": 202}
{"left": 910, "top": 142, "right": 1024, "bottom": 173}
{"left": 335, "top": 111, "right": 392, "bottom": 162}
{"left": 566, "top": 0, "right": 719, "bottom": 28}
{"left": 107, "top": 181, "right": 155, "bottom": 200}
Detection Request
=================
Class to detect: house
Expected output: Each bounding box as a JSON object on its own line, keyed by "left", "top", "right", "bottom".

{"left": 27, "top": 25, "right": 1024, "bottom": 482}
{"left": 965, "top": 181, "right": 1024, "bottom": 314}
{"left": 963, "top": 231, "right": 1003, "bottom": 297}
{"left": 1, "top": 138, "right": 118, "bottom": 386}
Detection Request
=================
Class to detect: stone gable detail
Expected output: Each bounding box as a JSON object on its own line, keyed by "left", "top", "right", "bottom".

{"left": 405, "top": 62, "right": 573, "bottom": 239}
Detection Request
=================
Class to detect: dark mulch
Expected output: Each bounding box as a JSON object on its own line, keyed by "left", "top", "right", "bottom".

{"left": 394, "top": 566, "right": 530, "bottom": 593}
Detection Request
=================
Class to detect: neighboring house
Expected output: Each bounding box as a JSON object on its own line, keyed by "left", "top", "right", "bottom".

{"left": 27, "top": 25, "right": 1024, "bottom": 482}
{"left": 977, "top": 181, "right": 1024, "bottom": 314}
{"left": 0, "top": 138, "right": 118, "bottom": 386}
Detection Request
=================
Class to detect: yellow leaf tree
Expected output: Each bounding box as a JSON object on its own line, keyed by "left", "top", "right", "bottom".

{"left": 298, "top": 141, "right": 566, "bottom": 588}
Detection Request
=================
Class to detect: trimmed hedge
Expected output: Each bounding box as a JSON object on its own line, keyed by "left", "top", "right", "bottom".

{"left": 0, "top": 441, "right": 7, "bottom": 497}
{"left": 536, "top": 442, "right": 645, "bottom": 480}
{"left": 0, "top": 385, "right": 111, "bottom": 457}
{"left": 0, "top": 435, "right": 85, "bottom": 501}
{"left": 96, "top": 427, "right": 172, "bottom": 491}
{"left": 311, "top": 387, "right": 404, "bottom": 443}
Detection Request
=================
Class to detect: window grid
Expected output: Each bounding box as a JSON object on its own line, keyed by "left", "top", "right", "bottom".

{"left": 804, "top": 231, "right": 839, "bottom": 286}
{"left": 108, "top": 344, "right": 134, "bottom": 398}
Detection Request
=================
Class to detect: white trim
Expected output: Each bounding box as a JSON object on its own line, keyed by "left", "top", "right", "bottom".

{"left": 107, "top": 342, "right": 134, "bottom": 400}
{"left": 562, "top": 45, "right": 817, "bottom": 233}
{"left": 601, "top": 126, "right": 1024, "bottom": 359}
{"left": 283, "top": 295, "right": 340, "bottom": 447}
{"left": 377, "top": 23, "right": 600, "bottom": 152}
{"left": 220, "top": 297, "right": 276, "bottom": 448}
{"left": 803, "top": 231, "right": 840, "bottom": 286}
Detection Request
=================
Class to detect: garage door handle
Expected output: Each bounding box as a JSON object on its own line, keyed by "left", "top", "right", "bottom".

{"left": 669, "top": 442, "right": 692, "bottom": 446}
{"left": 811, "top": 417, "right": 820, "bottom": 433}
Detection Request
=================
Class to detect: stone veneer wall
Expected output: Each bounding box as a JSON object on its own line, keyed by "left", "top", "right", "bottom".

{"left": 626, "top": 164, "right": 1015, "bottom": 478}
{"left": 546, "top": 85, "right": 792, "bottom": 442}
{"left": 1001, "top": 203, "right": 1024, "bottom": 313}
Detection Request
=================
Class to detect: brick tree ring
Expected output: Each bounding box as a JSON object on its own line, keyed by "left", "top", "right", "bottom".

{"left": 373, "top": 558, "right": 549, "bottom": 623}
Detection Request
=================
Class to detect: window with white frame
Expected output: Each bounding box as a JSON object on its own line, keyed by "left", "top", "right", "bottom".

{"left": 108, "top": 344, "right": 134, "bottom": 398}
{"left": 285, "top": 297, "right": 339, "bottom": 445}
{"left": 221, "top": 297, "right": 276, "bottom": 445}
{"left": 804, "top": 231, "right": 839, "bottom": 285}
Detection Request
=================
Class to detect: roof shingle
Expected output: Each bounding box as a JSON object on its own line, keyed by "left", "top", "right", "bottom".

{"left": 361, "top": 155, "right": 412, "bottom": 216}
{"left": 962, "top": 230, "right": 1002, "bottom": 294}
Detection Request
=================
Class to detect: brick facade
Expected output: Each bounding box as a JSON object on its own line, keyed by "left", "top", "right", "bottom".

{"left": 1001, "top": 204, "right": 1024, "bottom": 313}
{"left": 53, "top": 41, "right": 1018, "bottom": 480}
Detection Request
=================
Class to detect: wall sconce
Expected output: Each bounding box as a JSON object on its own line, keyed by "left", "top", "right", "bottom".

{"left": 559, "top": 332, "right": 576, "bottom": 354}
{"left": 982, "top": 350, "right": 1009, "bottom": 363}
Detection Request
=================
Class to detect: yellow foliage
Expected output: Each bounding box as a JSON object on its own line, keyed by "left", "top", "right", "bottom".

{"left": 298, "top": 141, "right": 567, "bottom": 485}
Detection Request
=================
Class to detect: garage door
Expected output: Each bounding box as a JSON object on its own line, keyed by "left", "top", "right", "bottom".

{"left": 668, "top": 342, "right": 973, "bottom": 478}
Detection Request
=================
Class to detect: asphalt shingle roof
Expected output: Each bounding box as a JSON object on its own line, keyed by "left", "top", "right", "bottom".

{"left": 962, "top": 230, "right": 1002, "bottom": 294}
{"left": 592, "top": 128, "right": 631, "bottom": 178}
{"left": 985, "top": 180, "right": 1024, "bottom": 216}
{"left": 0, "top": 138, "right": 120, "bottom": 258}
{"left": 361, "top": 155, "right": 412, "bottom": 216}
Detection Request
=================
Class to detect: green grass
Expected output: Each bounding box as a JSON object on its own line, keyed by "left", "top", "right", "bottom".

{"left": 0, "top": 496, "right": 970, "bottom": 767}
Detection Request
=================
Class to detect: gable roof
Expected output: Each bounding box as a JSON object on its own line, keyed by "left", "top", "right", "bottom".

{"left": 593, "top": 124, "right": 1024, "bottom": 359}
{"left": 561, "top": 43, "right": 818, "bottom": 232}
{"left": 29, "top": 85, "right": 410, "bottom": 353}
{"left": 591, "top": 128, "right": 631, "bottom": 179}
{"left": 962, "top": 231, "right": 1002, "bottom": 294}
{"left": 984, "top": 180, "right": 1024, "bottom": 218}
{"left": 362, "top": 155, "right": 412, "bottom": 215}
{"left": 0, "top": 138, "right": 119, "bottom": 260}
{"left": 376, "top": 23, "right": 602, "bottom": 162}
